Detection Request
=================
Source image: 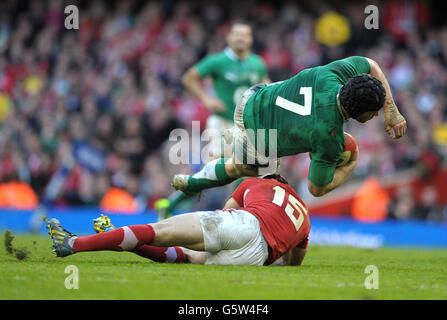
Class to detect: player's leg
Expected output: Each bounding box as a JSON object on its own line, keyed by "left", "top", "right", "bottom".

{"left": 131, "top": 245, "right": 188, "bottom": 263}
{"left": 91, "top": 215, "right": 205, "bottom": 263}
{"left": 172, "top": 83, "right": 281, "bottom": 194}
{"left": 135, "top": 209, "right": 264, "bottom": 265}
{"left": 47, "top": 209, "right": 267, "bottom": 266}
{"left": 170, "top": 85, "right": 257, "bottom": 195}
{"left": 172, "top": 153, "right": 281, "bottom": 194}
{"left": 172, "top": 156, "right": 257, "bottom": 194}
{"left": 202, "top": 115, "right": 234, "bottom": 163}
{"left": 155, "top": 115, "right": 233, "bottom": 219}
{"left": 172, "top": 116, "right": 268, "bottom": 194}
{"left": 180, "top": 247, "right": 207, "bottom": 264}
{"left": 131, "top": 244, "right": 206, "bottom": 264}
{"left": 47, "top": 212, "right": 207, "bottom": 258}
{"left": 150, "top": 212, "right": 205, "bottom": 250}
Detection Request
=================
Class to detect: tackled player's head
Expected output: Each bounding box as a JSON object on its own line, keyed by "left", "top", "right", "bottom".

{"left": 226, "top": 22, "right": 253, "bottom": 54}
{"left": 262, "top": 174, "right": 289, "bottom": 185}
{"left": 339, "top": 74, "right": 386, "bottom": 123}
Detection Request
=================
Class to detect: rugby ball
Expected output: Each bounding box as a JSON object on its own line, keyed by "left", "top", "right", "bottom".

{"left": 309, "top": 132, "right": 357, "bottom": 167}
{"left": 337, "top": 132, "right": 357, "bottom": 167}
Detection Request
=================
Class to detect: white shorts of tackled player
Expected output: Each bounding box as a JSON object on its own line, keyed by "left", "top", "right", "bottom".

{"left": 168, "top": 121, "right": 278, "bottom": 175}
{"left": 364, "top": 265, "right": 379, "bottom": 290}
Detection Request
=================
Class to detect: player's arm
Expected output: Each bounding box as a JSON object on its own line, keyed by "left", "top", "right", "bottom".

{"left": 223, "top": 197, "right": 241, "bottom": 209}
{"left": 181, "top": 66, "right": 225, "bottom": 113}
{"left": 271, "top": 247, "right": 307, "bottom": 266}
{"left": 366, "top": 57, "right": 407, "bottom": 139}
{"left": 282, "top": 247, "right": 307, "bottom": 266}
{"left": 307, "top": 146, "right": 358, "bottom": 197}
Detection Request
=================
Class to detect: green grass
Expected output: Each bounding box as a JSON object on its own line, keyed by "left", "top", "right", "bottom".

{"left": 1, "top": 233, "right": 446, "bottom": 300}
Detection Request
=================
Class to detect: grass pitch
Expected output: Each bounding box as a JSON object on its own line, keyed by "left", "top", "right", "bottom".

{"left": 1, "top": 233, "right": 446, "bottom": 300}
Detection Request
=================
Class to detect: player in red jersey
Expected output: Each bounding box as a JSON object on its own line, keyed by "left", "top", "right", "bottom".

{"left": 47, "top": 174, "right": 310, "bottom": 266}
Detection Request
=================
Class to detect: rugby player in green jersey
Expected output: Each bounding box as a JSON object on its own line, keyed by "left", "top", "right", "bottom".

{"left": 154, "top": 22, "right": 270, "bottom": 218}
{"left": 172, "top": 56, "right": 407, "bottom": 198}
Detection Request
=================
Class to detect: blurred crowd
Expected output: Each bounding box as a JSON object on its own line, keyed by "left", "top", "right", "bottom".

{"left": 0, "top": 0, "right": 446, "bottom": 220}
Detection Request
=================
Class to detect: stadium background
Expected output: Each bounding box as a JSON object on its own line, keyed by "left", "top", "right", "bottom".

{"left": 0, "top": 0, "right": 446, "bottom": 248}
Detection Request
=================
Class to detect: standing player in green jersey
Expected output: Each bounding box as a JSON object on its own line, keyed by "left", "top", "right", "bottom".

{"left": 172, "top": 56, "right": 407, "bottom": 198}
{"left": 155, "top": 22, "right": 270, "bottom": 218}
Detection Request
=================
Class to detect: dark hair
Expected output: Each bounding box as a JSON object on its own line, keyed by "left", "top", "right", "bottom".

{"left": 339, "top": 74, "right": 386, "bottom": 119}
{"left": 262, "top": 174, "right": 289, "bottom": 185}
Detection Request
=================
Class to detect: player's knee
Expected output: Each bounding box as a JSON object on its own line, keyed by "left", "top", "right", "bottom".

{"left": 257, "top": 159, "right": 281, "bottom": 176}
{"left": 150, "top": 221, "right": 176, "bottom": 245}
{"left": 307, "top": 183, "right": 325, "bottom": 197}
{"left": 225, "top": 158, "right": 241, "bottom": 177}
{"left": 235, "top": 164, "right": 258, "bottom": 177}
{"left": 183, "top": 248, "right": 206, "bottom": 264}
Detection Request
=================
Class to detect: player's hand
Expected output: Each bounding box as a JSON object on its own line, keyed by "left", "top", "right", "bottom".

{"left": 384, "top": 105, "right": 407, "bottom": 139}
{"left": 202, "top": 96, "right": 226, "bottom": 113}
{"left": 339, "top": 146, "right": 359, "bottom": 168}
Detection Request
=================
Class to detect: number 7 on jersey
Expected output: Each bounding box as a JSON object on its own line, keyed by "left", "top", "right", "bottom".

{"left": 275, "top": 87, "right": 312, "bottom": 116}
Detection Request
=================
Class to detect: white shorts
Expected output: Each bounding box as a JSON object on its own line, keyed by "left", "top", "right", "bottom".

{"left": 231, "top": 84, "right": 280, "bottom": 174}
{"left": 197, "top": 209, "right": 269, "bottom": 266}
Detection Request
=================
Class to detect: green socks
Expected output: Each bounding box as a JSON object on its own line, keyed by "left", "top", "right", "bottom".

{"left": 186, "top": 158, "right": 236, "bottom": 193}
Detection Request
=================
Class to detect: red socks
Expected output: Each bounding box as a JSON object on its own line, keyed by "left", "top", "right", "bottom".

{"left": 73, "top": 224, "right": 155, "bottom": 252}
{"left": 133, "top": 246, "right": 186, "bottom": 263}
{"left": 72, "top": 224, "right": 187, "bottom": 263}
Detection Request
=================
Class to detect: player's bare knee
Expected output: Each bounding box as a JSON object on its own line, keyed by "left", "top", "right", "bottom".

{"left": 182, "top": 248, "right": 206, "bottom": 264}
{"left": 307, "top": 182, "right": 325, "bottom": 197}
{"left": 224, "top": 158, "right": 241, "bottom": 177}
{"left": 239, "top": 165, "right": 259, "bottom": 177}
{"left": 150, "top": 221, "right": 176, "bottom": 245}
{"left": 229, "top": 158, "right": 259, "bottom": 177}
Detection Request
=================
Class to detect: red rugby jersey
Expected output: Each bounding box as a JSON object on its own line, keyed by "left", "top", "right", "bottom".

{"left": 231, "top": 177, "right": 310, "bottom": 265}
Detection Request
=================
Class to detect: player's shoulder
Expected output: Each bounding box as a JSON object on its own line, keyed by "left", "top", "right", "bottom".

{"left": 324, "top": 55, "right": 368, "bottom": 68}
{"left": 318, "top": 56, "right": 371, "bottom": 82}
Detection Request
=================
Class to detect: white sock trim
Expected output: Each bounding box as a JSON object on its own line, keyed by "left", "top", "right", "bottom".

{"left": 165, "top": 247, "right": 178, "bottom": 262}
{"left": 118, "top": 227, "right": 139, "bottom": 251}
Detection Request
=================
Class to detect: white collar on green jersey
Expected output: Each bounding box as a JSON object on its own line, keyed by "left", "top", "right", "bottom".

{"left": 224, "top": 47, "right": 246, "bottom": 61}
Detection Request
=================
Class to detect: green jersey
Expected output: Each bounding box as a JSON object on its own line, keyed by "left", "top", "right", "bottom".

{"left": 243, "top": 56, "right": 371, "bottom": 186}
{"left": 195, "top": 47, "right": 268, "bottom": 122}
